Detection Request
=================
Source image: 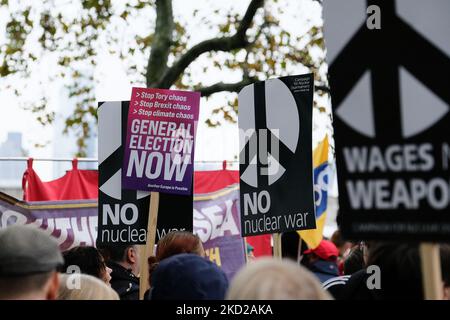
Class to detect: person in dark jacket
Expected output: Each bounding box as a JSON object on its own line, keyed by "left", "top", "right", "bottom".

{"left": 303, "top": 240, "right": 340, "bottom": 283}
{"left": 143, "top": 231, "right": 205, "bottom": 300}
{"left": 98, "top": 244, "right": 140, "bottom": 300}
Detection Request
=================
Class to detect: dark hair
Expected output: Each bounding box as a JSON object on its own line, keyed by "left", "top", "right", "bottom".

{"left": 63, "top": 246, "right": 106, "bottom": 279}
{"left": 299, "top": 239, "right": 311, "bottom": 267}
{"left": 281, "top": 231, "right": 300, "bottom": 260}
{"left": 331, "top": 230, "right": 345, "bottom": 248}
{"left": 440, "top": 244, "right": 450, "bottom": 287}
{"left": 367, "top": 243, "right": 423, "bottom": 300}
{"left": 148, "top": 231, "right": 204, "bottom": 287}
{"left": 97, "top": 244, "right": 134, "bottom": 263}
{"left": 343, "top": 246, "right": 365, "bottom": 275}
{"left": 0, "top": 272, "right": 53, "bottom": 299}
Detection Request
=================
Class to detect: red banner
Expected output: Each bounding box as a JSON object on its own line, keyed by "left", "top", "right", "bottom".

{"left": 23, "top": 158, "right": 98, "bottom": 201}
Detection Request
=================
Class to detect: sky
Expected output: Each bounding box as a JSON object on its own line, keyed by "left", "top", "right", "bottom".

{"left": 0, "top": 0, "right": 333, "bottom": 184}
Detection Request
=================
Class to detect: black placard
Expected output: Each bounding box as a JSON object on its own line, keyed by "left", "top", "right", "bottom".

{"left": 238, "top": 74, "right": 316, "bottom": 236}
{"left": 327, "top": 0, "right": 450, "bottom": 240}
{"left": 97, "top": 101, "right": 193, "bottom": 245}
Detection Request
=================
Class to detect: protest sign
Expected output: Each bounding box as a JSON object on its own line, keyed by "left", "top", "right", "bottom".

{"left": 238, "top": 75, "right": 316, "bottom": 237}
{"left": 97, "top": 101, "right": 193, "bottom": 246}
{"left": 0, "top": 189, "right": 192, "bottom": 250}
{"left": 122, "top": 88, "right": 200, "bottom": 195}
{"left": 324, "top": 0, "right": 450, "bottom": 299}
{"left": 324, "top": 0, "right": 450, "bottom": 241}
{"left": 0, "top": 192, "right": 97, "bottom": 251}
{"left": 194, "top": 184, "right": 245, "bottom": 280}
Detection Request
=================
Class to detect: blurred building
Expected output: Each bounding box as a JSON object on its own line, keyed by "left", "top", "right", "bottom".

{"left": 0, "top": 132, "right": 27, "bottom": 199}
{"left": 52, "top": 83, "right": 98, "bottom": 178}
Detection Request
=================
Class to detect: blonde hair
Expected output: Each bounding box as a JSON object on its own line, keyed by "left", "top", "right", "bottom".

{"left": 226, "top": 258, "right": 332, "bottom": 300}
{"left": 58, "top": 274, "right": 119, "bottom": 300}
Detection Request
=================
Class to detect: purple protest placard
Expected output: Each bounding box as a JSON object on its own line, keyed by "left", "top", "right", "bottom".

{"left": 193, "top": 186, "right": 246, "bottom": 280}
{"left": 122, "top": 88, "right": 200, "bottom": 195}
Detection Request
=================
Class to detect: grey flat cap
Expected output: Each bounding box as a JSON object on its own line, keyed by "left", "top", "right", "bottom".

{"left": 0, "top": 225, "right": 64, "bottom": 276}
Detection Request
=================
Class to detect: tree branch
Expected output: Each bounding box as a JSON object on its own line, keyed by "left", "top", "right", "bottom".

{"left": 157, "top": 0, "right": 264, "bottom": 89}
{"left": 315, "top": 85, "right": 330, "bottom": 93}
{"left": 146, "top": 0, "right": 174, "bottom": 87}
{"left": 197, "top": 77, "right": 256, "bottom": 97}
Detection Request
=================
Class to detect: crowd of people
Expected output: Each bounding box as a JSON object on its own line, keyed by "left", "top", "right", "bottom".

{"left": 0, "top": 225, "right": 449, "bottom": 300}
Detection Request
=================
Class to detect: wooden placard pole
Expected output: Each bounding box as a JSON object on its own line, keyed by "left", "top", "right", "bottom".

{"left": 297, "top": 235, "right": 303, "bottom": 264}
{"left": 420, "top": 243, "right": 442, "bottom": 300}
{"left": 139, "top": 192, "right": 160, "bottom": 300}
{"left": 272, "top": 233, "right": 282, "bottom": 259}
{"left": 243, "top": 237, "right": 249, "bottom": 264}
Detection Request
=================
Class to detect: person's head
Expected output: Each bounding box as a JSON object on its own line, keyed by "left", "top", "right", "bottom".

{"left": 304, "top": 239, "right": 339, "bottom": 264}
{"left": 63, "top": 246, "right": 112, "bottom": 285}
{"left": 58, "top": 274, "right": 119, "bottom": 300}
{"left": 440, "top": 244, "right": 450, "bottom": 300}
{"left": 281, "top": 231, "right": 300, "bottom": 260}
{"left": 0, "top": 225, "right": 63, "bottom": 300}
{"left": 155, "top": 231, "right": 205, "bottom": 260}
{"left": 98, "top": 244, "right": 140, "bottom": 276}
{"left": 330, "top": 230, "right": 353, "bottom": 257}
{"left": 226, "top": 258, "right": 332, "bottom": 300}
{"left": 150, "top": 253, "right": 228, "bottom": 300}
{"left": 148, "top": 231, "right": 205, "bottom": 286}
{"left": 367, "top": 243, "right": 424, "bottom": 300}
{"left": 343, "top": 246, "right": 365, "bottom": 275}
